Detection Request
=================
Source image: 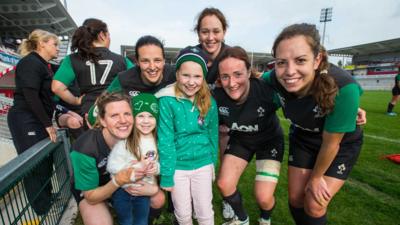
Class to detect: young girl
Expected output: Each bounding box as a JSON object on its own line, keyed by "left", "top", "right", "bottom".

{"left": 156, "top": 46, "right": 218, "bottom": 225}
{"left": 107, "top": 93, "right": 160, "bottom": 225}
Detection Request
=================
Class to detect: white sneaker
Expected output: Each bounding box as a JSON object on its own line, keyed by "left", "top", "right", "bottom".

{"left": 258, "top": 217, "right": 271, "bottom": 225}
{"left": 222, "top": 216, "right": 249, "bottom": 225}
{"left": 222, "top": 200, "right": 235, "bottom": 220}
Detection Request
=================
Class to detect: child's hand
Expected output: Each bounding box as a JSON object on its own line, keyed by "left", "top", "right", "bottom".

{"left": 162, "top": 187, "right": 173, "bottom": 192}
{"left": 145, "top": 161, "right": 158, "bottom": 176}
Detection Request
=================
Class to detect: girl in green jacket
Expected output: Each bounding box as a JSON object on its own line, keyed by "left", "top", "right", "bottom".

{"left": 156, "top": 46, "right": 218, "bottom": 225}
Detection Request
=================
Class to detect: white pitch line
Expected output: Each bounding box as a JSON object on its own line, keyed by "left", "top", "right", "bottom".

{"left": 278, "top": 116, "right": 400, "bottom": 144}
{"left": 364, "top": 134, "right": 400, "bottom": 144}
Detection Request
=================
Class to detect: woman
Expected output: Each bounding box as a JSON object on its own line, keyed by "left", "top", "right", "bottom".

{"left": 214, "top": 46, "right": 284, "bottom": 225}
{"left": 52, "top": 18, "right": 133, "bottom": 117}
{"left": 70, "top": 92, "right": 147, "bottom": 225}
{"left": 87, "top": 35, "right": 176, "bottom": 126}
{"left": 7, "top": 29, "right": 59, "bottom": 216}
{"left": 194, "top": 7, "right": 230, "bottom": 85}
{"left": 386, "top": 65, "right": 400, "bottom": 116}
{"left": 156, "top": 46, "right": 218, "bottom": 225}
{"left": 86, "top": 35, "right": 174, "bottom": 224}
{"left": 265, "top": 23, "right": 363, "bottom": 225}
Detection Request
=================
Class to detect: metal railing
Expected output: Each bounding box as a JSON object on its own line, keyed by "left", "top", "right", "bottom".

{"left": 0, "top": 130, "right": 72, "bottom": 225}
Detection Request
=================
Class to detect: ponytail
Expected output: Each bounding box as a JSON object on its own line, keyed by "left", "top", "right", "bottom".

{"left": 71, "top": 18, "right": 108, "bottom": 62}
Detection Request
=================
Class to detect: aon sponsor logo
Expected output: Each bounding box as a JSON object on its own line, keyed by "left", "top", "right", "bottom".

{"left": 231, "top": 122, "right": 259, "bottom": 132}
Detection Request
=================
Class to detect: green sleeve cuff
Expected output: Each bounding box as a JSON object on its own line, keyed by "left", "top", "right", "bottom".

{"left": 324, "top": 83, "right": 361, "bottom": 133}
{"left": 160, "top": 175, "right": 174, "bottom": 188}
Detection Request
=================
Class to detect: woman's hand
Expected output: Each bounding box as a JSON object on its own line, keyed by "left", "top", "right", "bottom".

{"left": 45, "top": 126, "right": 57, "bottom": 142}
{"left": 114, "top": 167, "right": 134, "bottom": 186}
{"left": 356, "top": 108, "right": 367, "bottom": 125}
{"left": 125, "top": 181, "right": 159, "bottom": 196}
{"left": 305, "top": 176, "right": 331, "bottom": 207}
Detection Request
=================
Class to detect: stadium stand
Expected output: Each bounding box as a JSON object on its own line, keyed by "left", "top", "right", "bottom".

{"left": 329, "top": 38, "right": 400, "bottom": 90}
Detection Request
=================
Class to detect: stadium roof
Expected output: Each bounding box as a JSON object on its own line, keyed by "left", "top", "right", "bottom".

{"left": 328, "top": 37, "right": 400, "bottom": 57}
{"left": 0, "top": 0, "right": 77, "bottom": 39}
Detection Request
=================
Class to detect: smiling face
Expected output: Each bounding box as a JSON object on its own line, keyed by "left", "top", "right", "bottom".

{"left": 100, "top": 100, "right": 134, "bottom": 143}
{"left": 135, "top": 111, "right": 156, "bottom": 136}
{"left": 274, "top": 35, "right": 322, "bottom": 97}
{"left": 218, "top": 57, "right": 250, "bottom": 103}
{"left": 198, "top": 15, "right": 225, "bottom": 59}
{"left": 137, "top": 44, "right": 165, "bottom": 85}
{"left": 176, "top": 61, "right": 204, "bottom": 101}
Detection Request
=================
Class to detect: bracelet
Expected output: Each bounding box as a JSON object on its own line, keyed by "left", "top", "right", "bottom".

{"left": 111, "top": 176, "right": 120, "bottom": 187}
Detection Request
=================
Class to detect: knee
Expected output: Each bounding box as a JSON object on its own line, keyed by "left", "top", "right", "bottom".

{"left": 150, "top": 191, "right": 165, "bottom": 209}
{"left": 217, "top": 177, "right": 235, "bottom": 196}
{"left": 288, "top": 193, "right": 304, "bottom": 209}
{"left": 304, "top": 198, "right": 327, "bottom": 218}
{"left": 256, "top": 194, "right": 274, "bottom": 209}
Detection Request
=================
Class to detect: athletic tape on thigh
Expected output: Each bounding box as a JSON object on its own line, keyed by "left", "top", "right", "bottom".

{"left": 255, "top": 159, "right": 281, "bottom": 183}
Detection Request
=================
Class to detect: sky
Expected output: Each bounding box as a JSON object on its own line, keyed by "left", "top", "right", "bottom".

{"left": 62, "top": 0, "right": 400, "bottom": 57}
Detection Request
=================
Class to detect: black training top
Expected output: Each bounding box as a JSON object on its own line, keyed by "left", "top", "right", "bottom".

{"left": 54, "top": 47, "right": 131, "bottom": 113}
{"left": 197, "top": 42, "right": 229, "bottom": 85}
{"left": 213, "top": 78, "right": 282, "bottom": 145}
{"left": 107, "top": 64, "right": 176, "bottom": 96}
{"left": 13, "top": 52, "right": 55, "bottom": 121}
{"left": 70, "top": 128, "right": 111, "bottom": 191}
{"left": 264, "top": 64, "right": 363, "bottom": 148}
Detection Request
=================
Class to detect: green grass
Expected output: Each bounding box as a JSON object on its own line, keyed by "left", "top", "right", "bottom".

{"left": 74, "top": 90, "right": 400, "bottom": 225}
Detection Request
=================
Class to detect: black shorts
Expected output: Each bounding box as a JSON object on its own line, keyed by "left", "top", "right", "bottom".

{"left": 224, "top": 135, "right": 284, "bottom": 163}
{"left": 288, "top": 134, "right": 363, "bottom": 180}
{"left": 71, "top": 185, "right": 112, "bottom": 206}
{"left": 392, "top": 87, "right": 400, "bottom": 96}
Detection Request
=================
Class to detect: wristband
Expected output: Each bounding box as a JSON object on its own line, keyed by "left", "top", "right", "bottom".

{"left": 111, "top": 176, "right": 120, "bottom": 187}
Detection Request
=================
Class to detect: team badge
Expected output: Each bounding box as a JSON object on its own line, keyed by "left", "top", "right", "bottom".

{"left": 270, "top": 148, "right": 278, "bottom": 158}
{"left": 313, "top": 105, "right": 324, "bottom": 118}
{"left": 337, "top": 163, "right": 346, "bottom": 175}
{"left": 219, "top": 106, "right": 229, "bottom": 116}
{"left": 257, "top": 106, "right": 265, "bottom": 117}
{"left": 129, "top": 90, "right": 140, "bottom": 96}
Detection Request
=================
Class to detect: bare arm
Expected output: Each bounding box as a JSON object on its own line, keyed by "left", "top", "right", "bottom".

{"left": 83, "top": 167, "right": 133, "bottom": 205}
{"left": 51, "top": 80, "right": 82, "bottom": 105}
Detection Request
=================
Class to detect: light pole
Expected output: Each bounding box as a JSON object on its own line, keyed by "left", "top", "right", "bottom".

{"left": 320, "top": 7, "right": 333, "bottom": 46}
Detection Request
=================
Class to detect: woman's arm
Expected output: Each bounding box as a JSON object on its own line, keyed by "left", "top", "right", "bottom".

{"left": 83, "top": 167, "right": 133, "bottom": 205}
{"left": 51, "top": 80, "right": 82, "bottom": 105}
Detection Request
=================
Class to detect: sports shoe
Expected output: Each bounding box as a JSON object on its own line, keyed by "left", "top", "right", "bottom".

{"left": 387, "top": 112, "right": 397, "bottom": 116}
{"left": 222, "top": 216, "right": 249, "bottom": 225}
{"left": 222, "top": 200, "right": 235, "bottom": 220}
{"left": 258, "top": 217, "right": 271, "bottom": 225}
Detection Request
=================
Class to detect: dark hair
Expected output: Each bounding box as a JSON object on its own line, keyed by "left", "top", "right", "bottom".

{"left": 272, "top": 23, "right": 338, "bottom": 114}
{"left": 95, "top": 92, "right": 131, "bottom": 127}
{"left": 71, "top": 18, "right": 108, "bottom": 62}
{"left": 134, "top": 35, "right": 165, "bottom": 60}
{"left": 218, "top": 46, "right": 258, "bottom": 78}
{"left": 194, "top": 7, "right": 229, "bottom": 33}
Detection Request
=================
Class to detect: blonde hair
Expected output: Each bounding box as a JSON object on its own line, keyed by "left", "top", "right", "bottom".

{"left": 175, "top": 78, "right": 212, "bottom": 118}
{"left": 18, "top": 29, "right": 59, "bottom": 57}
